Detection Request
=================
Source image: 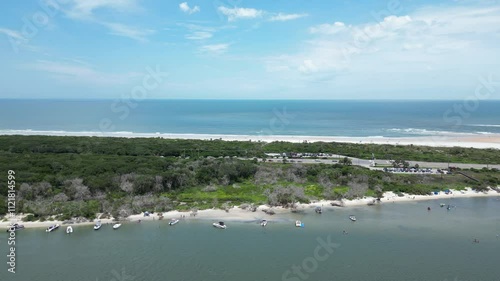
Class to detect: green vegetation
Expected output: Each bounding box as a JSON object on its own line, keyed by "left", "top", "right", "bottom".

{"left": 0, "top": 135, "right": 498, "bottom": 219}
{"left": 1, "top": 135, "right": 500, "bottom": 164}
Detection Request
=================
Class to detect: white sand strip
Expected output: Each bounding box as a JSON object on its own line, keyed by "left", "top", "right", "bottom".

{"left": 1, "top": 130, "right": 499, "bottom": 149}
{"left": 2, "top": 188, "right": 498, "bottom": 230}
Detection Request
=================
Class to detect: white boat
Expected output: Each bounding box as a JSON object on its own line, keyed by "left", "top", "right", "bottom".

{"left": 295, "top": 220, "right": 304, "bottom": 227}
{"left": 112, "top": 223, "right": 122, "bottom": 229}
{"left": 66, "top": 226, "right": 73, "bottom": 234}
{"left": 260, "top": 219, "right": 268, "bottom": 227}
{"left": 213, "top": 221, "right": 227, "bottom": 229}
{"left": 168, "top": 218, "right": 179, "bottom": 226}
{"left": 349, "top": 215, "right": 357, "bottom": 222}
{"left": 315, "top": 206, "right": 322, "bottom": 214}
{"left": 93, "top": 221, "right": 102, "bottom": 230}
{"left": 46, "top": 224, "right": 60, "bottom": 232}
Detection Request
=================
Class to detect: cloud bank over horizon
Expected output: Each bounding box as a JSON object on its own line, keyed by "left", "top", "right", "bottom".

{"left": 0, "top": 0, "right": 499, "bottom": 99}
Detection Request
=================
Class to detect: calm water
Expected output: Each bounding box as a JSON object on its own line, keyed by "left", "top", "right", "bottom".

{"left": 1, "top": 100, "right": 500, "bottom": 137}
{"left": 2, "top": 197, "right": 500, "bottom": 281}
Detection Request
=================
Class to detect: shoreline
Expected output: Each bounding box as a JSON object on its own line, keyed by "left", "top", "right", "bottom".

{"left": 3, "top": 188, "right": 499, "bottom": 230}
{"left": 1, "top": 130, "right": 500, "bottom": 149}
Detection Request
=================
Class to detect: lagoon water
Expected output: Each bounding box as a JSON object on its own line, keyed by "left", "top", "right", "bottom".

{"left": 2, "top": 197, "right": 500, "bottom": 281}
{"left": 1, "top": 100, "right": 500, "bottom": 137}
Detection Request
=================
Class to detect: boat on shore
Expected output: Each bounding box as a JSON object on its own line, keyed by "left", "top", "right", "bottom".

{"left": 349, "top": 215, "right": 357, "bottom": 222}
{"left": 213, "top": 221, "right": 227, "bottom": 229}
{"left": 295, "top": 220, "right": 304, "bottom": 227}
{"left": 168, "top": 218, "right": 179, "bottom": 226}
{"left": 260, "top": 219, "right": 268, "bottom": 227}
{"left": 66, "top": 226, "right": 73, "bottom": 234}
{"left": 94, "top": 221, "right": 102, "bottom": 230}
{"left": 46, "top": 224, "right": 60, "bottom": 232}
{"left": 112, "top": 223, "right": 122, "bottom": 229}
{"left": 6, "top": 223, "right": 24, "bottom": 232}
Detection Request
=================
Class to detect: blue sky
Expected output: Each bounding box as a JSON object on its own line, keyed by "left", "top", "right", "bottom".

{"left": 0, "top": 0, "right": 499, "bottom": 99}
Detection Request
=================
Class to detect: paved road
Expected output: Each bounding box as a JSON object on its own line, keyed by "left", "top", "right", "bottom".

{"left": 257, "top": 157, "right": 500, "bottom": 170}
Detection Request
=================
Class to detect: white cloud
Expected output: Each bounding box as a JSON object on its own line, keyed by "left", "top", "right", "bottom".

{"left": 178, "top": 23, "right": 217, "bottom": 41}
{"left": 298, "top": 60, "right": 319, "bottom": 74}
{"left": 23, "top": 59, "right": 141, "bottom": 85}
{"left": 218, "top": 6, "right": 263, "bottom": 21}
{"left": 54, "top": 0, "right": 153, "bottom": 42}
{"left": 199, "top": 43, "right": 229, "bottom": 54}
{"left": 264, "top": 4, "right": 500, "bottom": 98}
{"left": 310, "top": 22, "right": 346, "bottom": 34}
{"left": 0, "top": 28, "right": 27, "bottom": 41}
{"left": 185, "top": 31, "right": 212, "bottom": 40}
{"left": 62, "top": 0, "right": 141, "bottom": 20}
{"left": 269, "top": 13, "right": 308, "bottom": 22}
{"left": 179, "top": 2, "right": 200, "bottom": 14}
{"left": 102, "top": 22, "right": 155, "bottom": 42}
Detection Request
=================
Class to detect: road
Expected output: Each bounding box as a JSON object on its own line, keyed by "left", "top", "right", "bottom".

{"left": 257, "top": 157, "right": 500, "bottom": 170}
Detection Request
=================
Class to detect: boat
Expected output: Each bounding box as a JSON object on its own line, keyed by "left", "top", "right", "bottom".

{"left": 260, "top": 219, "right": 268, "bottom": 227}
{"left": 447, "top": 205, "right": 451, "bottom": 210}
{"left": 6, "top": 223, "right": 24, "bottom": 232}
{"left": 213, "top": 221, "right": 227, "bottom": 229}
{"left": 440, "top": 203, "right": 446, "bottom": 207}
{"left": 295, "top": 220, "right": 304, "bottom": 227}
{"left": 112, "top": 223, "right": 122, "bottom": 229}
{"left": 349, "top": 215, "right": 357, "bottom": 222}
{"left": 93, "top": 221, "right": 102, "bottom": 230}
{"left": 315, "top": 206, "right": 322, "bottom": 214}
{"left": 168, "top": 218, "right": 179, "bottom": 226}
{"left": 66, "top": 226, "right": 73, "bottom": 234}
{"left": 46, "top": 224, "right": 60, "bottom": 232}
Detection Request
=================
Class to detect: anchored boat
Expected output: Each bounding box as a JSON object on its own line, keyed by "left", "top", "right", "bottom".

{"left": 46, "top": 224, "right": 60, "bottom": 232}
{"left": 66, "top": 226, "right": 73, "bottom": 234}
{"left": 168, "top": 218, "right": 180, "bottom": 226}
{"left": 213, "top": 221, "right": 227, "bottom": 229}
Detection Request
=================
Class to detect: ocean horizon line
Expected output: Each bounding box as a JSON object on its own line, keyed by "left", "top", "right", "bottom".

{"left": 3, "top": 98, "right": 500, "bottom": 102}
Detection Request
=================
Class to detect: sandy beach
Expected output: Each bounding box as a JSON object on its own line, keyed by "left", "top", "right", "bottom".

{"left": 2, "top": 187, "right": 498, "bottom": 230}
{"left": 1, "top": 130, "right": 500, "bottom": 149}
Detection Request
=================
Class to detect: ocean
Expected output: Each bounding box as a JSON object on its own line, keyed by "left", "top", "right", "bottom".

{"left": 1, "top": 100, "right": 499, "bottom": 137}
{"left": 1, "top": 197, "right": 500, "bottom": 281}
